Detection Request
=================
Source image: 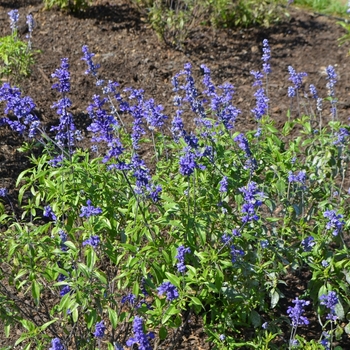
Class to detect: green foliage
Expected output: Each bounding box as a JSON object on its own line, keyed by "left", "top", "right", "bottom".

{"left": 43, "top": 0, "right": 92, "bottom": 11}
{"left": 0, "top": 34, "right": 35, "bottom": 84}
{"left": 293, "top": 0, "right": 347, "bottom": 17}
{"left": 130, "top": 0, "right": 287, "bottom": 48}
{"left": 1, "top": 39, "right": 350, "bottom": 349}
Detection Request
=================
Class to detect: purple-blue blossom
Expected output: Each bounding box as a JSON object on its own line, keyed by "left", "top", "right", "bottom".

{"left": 230, "top": 245, "right": 244, "bottom": 263}
{"left": 0, "top": 188, "right": 7, "bottom": 197}
{"left": 126, "top": 316, "right": 154, "bottom": 350}
{"left": 50, "top": 59, "right": 77, "bottom": 149}
{"left": 49, "top": 338, "right": 65, "bottom": 350}
{"left": 80, "top": 200, "right": 102, "bottom": 218}
{"left": 93, "top": 321, "right": 106, "bottom": 338}
{"left": 179, "top": 147, "right": 197, "bottom": 176}
{"left": 320, "top": 332, "right": 330, "bottom": 350}
{"left": 288, "top": 66, "right": 307, "bottom": 91}
{"left": 157, "top": 281, "right": 179, "bottom": 301}
{"left": 301, "top": 236, "right": 315, "bottom": 252}
{"left": 59, "top": 230, "right": 68, "bottom": 251}
{"left": 333, "top": 128, "right": 349, "bottom": 146}
{"left": 239, "top": 181, "right": 265, "bottom": 223}
{"left": 287, "top": 297, "right": 310, "bottom": 327}
{"left": 326, "top": 65, "right": 337, "bottom": 98}
{"left": 320, "top": 291, "right": 339, "bottom": 321}
{"left": 219, "top": 176, "right": 228, "bottom": 193}
{"left": 176, "top": 245, "right": 191, "bottom": 273}
{"left": 323, "top": 209, "right": 345, "bottom": 236}
{"left": 0, "top": 83, "right": 40, "bottom": 137}
{"left": 251, "top": 87, "right": 269, "bottom": 120}
{"left": 8, "top": 9, "right": 19, "bottom": 34}
{"left": 121, "top": 293, "right": 137, "bottom": 305}
{"left": 171, "top": 110, "right": 185, "bottom": 142}
{"left": 288, "top": 170, "right": 306, "bottom": 188}
{"left": 81, "top": 45, "right": 101, "bottom": 77}
{"left": 44, "top": 205, "right": 57, "bottom": 221}
{"left": 262, "top": 39, "right": 271, "bottom": 75}
{"left": 82, "top": 235, "right": 100, "bottom": 249}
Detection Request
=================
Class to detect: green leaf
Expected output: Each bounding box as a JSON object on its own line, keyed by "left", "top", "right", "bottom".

{"left": 40, "top": 319, "right": 57, "bottom": 331}
{"left": 86, "top": 248, "right": 97, "bottom": 270}
{"left": 72, "top": 307, "right": 79, "bottom": 323}
{"left": 108, "top": 308, "right": 118, "bottom": 329}
{"left": 4, "top": 324, "right": 10, "bottom": 338}
{"left": 164, "top": 272, "right": 181, "bottom": 288}
{"left": 250, "top": 310, "right": 261, "bottom": 328}
{"left": 270, "top": 289, "right": 279, "bottom": 309}
{"left": 344, "top": 322, "right": 350, "bottom": 334}
{"left": 189, "top": 296, "right": 203, "bottom": 308}
{"left": 31, "top": 280, "right": 40, "bottom": 305}
{"left": 86, "top": 310, "right": 97, "bottom": 329}
{"left": 335, "top": 301, "right": 345, "bottom": 320}
{"left": 159, "top": 326, "right": 168, "bottom": 340}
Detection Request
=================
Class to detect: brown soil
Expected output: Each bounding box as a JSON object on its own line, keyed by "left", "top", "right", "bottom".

{"left": 1, "top": 0, "right": 350, "bottom": 348}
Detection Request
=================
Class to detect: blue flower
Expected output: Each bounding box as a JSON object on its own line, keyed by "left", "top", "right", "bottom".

{"left": 80, "top": 200, "right": 102, "bottom": 218}
{"left": 239, "top": 182, "right": 265, "bottom": 223}
{"left": 49, "top": 338, "right": 65, "bottom": 350}
{"left": 219, "top": 176, "right": 228, "bottom": 193}
{"left": 175, "top": 246, "right": 191, "bottom": 273}
{"left": 157, "top": 281, "right": 179, "bottom": 301}
{"left": 43, "top": 205, "right": 57, "bottom": 221}
{"left": 82, "top": 235, "right": 100, "bottom": 249}
{"left": 251, "top": 87, "right": 269, "bottom": 120}
{"left": 93, "top": 321, "right": 106, "bottom": 338}
{"left": 262, "top": 39, "right": 271, "bottom": 75}
{"left": 230, "top": 245, "right": 244, "bottom": 263}
{"left": 81, "top": 45, "right": 101, "bottom": 77}
{"left": 179, "top": 148, "right": 197, "bottom": 176}
{"left": 126, "top": 316, "right": 154, "bottom": 350}
{"left": 60, "top": 285, "right": 71, "bottom": 297}
{"left": 0, "top": 188, "right": 7, "bottom": 197}
{"left": 323, "top": 209, "right": 345, "bottom": 236}
{"left": 326, "top": 65, "right": 337, "bottom": 98}
{"left": 287, "top": 297, "right": 310, "bottom": 327}
{"left": 288, "top": 66, "right": 307, "bottom": 91}
{"left": 320, "top": 291, "right": 339, "bottom": 321}
{"left": 121, "top": 293, "right": 137, "bottom": 305}
{"left": 8, "top": 9, "right": 19, "bottom": 34}
{"left": 301, "top": 236, "right": 315, "bottom": 252}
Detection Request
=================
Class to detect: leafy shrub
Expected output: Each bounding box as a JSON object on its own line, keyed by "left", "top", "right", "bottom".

{"left": 130, "top": 0, "right": 288, "bottom": 48}
{"left": 0, "top": 37, "right": 350, "bottom": 350}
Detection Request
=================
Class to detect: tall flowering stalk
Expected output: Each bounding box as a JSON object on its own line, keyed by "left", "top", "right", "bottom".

{"left": 50, "top": 58, "right": 78, "bottom": 158}
{"left": 26, "top": 14, "right": 34, "bottom": 50}
{"left": 126, "top": 316, "right": 154, "bottom": 350}
{"left": 319, "top": 291, "right": 339, "bottom": 349}
{"left": 8, "top": 10, "right": 19, "bottom": 35}
{"left": 288, "top": 66, "right": 307, "bottom": 117}
{"left": 326, "top": 65, "right": 337, "bottom": 124}
{"left": 287, "top": 297, "right": 310, "bottom": 348}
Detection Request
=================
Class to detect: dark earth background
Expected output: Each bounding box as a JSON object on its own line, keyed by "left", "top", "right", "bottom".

{"left": 1, "top": 0, "right": 350, "bottom": 348}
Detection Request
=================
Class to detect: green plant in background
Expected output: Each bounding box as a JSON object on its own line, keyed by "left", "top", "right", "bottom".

{"left": 43, "top": 0, "right": 93, "bottom": 11}
{"left": 129, "top": 0, "right": 289, "bottom": 49}
{"left": 0, "top": 10, "right": 36, "bottom": 85}
{"left": 292, "top": 0, "right": 348, "bottom": 17}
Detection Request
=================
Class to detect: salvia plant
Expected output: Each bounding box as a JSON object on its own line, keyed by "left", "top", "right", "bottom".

{"left": 0, "top": 10, "right": 37, "bottom": 84}
{"left": 1, "top": 13, "right": 350, "bottom": 350}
